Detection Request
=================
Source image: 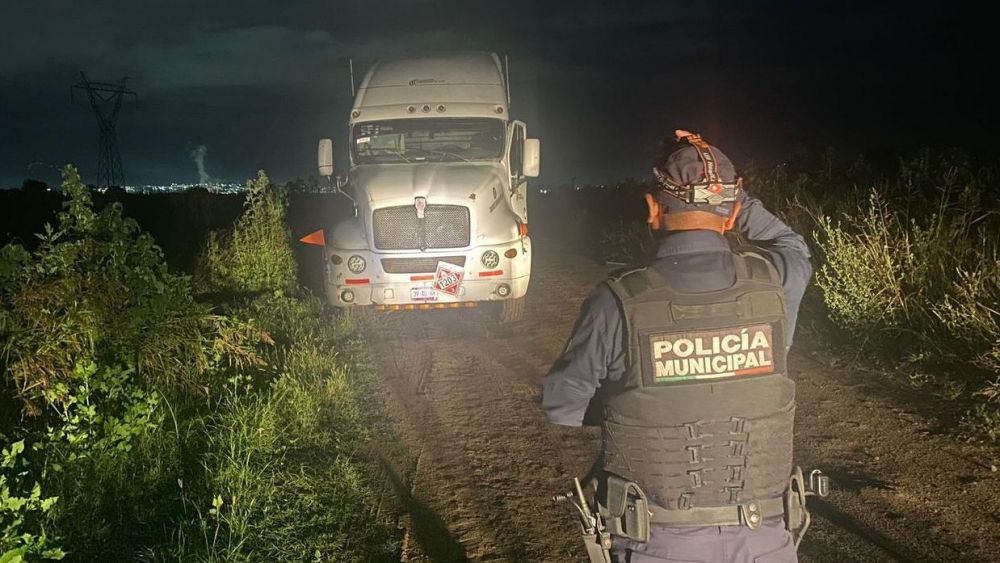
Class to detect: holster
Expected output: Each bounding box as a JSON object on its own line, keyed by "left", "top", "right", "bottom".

{"left": 597, "top": 475, "right": 651, "bottom": 543}
{"left": 785, "top": 466, "right": 822, "bottom": 550}
{"left": 593, "top": 467, "right": 824, "bottom": 552}
{"left": 581, "top": 531, "right": 613, "bottom": 563}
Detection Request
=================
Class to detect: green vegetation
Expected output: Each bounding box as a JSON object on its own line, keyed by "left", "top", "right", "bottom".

{"left": 1, "top": 167, "right": 398, "bottom": 561}
{"left": 198, "top": 171, "right": 298, "bottom": 294}
{"left": 802, "top": 152, "right": 1000, "bottom": 439}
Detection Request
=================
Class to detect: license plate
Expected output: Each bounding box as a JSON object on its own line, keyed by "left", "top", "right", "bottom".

{"left": 411, "top": 287, "right": 438, "bottom": 301}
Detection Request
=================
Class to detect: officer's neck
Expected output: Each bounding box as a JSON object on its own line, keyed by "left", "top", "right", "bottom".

{"left": 655, "top": 229, "right": 729, "bottom": 257}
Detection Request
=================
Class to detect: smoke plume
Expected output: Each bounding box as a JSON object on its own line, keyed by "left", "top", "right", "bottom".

{"left": 189, "top": 145, "right": 210, "bottom": 185}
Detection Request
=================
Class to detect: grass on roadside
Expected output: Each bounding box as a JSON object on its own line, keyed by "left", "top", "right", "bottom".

{"left": 2, "top": 166, "right": 399, "bottom": 562}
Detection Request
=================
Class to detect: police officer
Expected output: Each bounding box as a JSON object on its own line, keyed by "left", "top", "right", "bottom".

{"left": 543, "top": 131, "right": 813, "bottom": 563}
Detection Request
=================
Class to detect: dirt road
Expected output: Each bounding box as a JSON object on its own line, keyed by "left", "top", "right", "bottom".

{"left": 366, "top": 231, "right": 1000, "bottom": 563}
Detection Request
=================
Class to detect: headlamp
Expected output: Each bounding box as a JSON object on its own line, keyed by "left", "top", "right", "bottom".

{"left": 653, "top": 131, "right": 743, "bottom": 205}
{"left": 656, "top": 177, "right": 743, "bottom": 206}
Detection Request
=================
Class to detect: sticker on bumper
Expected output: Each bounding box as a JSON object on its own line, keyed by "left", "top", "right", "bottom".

{"left": 432, "top": 261, "right": 465, "bottom": 296}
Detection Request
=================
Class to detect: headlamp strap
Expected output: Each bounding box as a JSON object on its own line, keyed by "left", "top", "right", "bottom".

{"left": 658, "top": 131, "right": 742, "bottom": 207}
{"left": 680, "top": 133, "right": 722, "bottom": 187}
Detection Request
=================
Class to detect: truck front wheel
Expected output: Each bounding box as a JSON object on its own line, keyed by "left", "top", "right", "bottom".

{"left": 496, "top": 296, "right": 525, "bottom": 324}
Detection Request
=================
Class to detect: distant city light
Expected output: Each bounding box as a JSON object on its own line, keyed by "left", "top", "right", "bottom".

{"left": 114, "top": 181, "right": 246, "bottom": 194}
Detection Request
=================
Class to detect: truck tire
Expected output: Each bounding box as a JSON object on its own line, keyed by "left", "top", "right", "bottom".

{"left": 497, "top": 297, "right": 525, "bottom": 324}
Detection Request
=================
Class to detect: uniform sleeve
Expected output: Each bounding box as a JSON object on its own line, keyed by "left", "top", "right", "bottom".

{"left": 541, "top": 283, "right": 625, "bottom": 426}
{"left": 735, "top": 196, "right": 813, "bottom": 347}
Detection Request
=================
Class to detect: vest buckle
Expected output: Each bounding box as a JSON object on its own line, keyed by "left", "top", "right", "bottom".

{"left": 740, "top": 502, "right": 763, "bottom": 530}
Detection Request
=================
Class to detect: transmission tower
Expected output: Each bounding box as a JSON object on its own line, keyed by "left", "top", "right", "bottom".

{"left": 72, "top": 72, "right": 137, "bottom": 188}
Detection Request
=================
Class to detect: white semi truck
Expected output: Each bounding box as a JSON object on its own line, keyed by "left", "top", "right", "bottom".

{"left": 314, "top": 52, "right": 540, "bottom": 321}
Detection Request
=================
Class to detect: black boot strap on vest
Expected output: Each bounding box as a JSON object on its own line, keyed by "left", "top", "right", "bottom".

{"left": 647, "top": 497, "right": 784, "bottom": 529}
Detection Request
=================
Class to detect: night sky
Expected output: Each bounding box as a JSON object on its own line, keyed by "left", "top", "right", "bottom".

{"left": 0, "top": 0, "right": 992, "bottom": 189}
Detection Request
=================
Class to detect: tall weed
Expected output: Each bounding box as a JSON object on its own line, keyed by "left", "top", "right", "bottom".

{"left": 814, "top": 192, "right": 911, "bottom": 336}
{"left": 808, "top": 151, "right": 1000, "bottom": 437}
{"left": 163, "top": 293, "right": 397, "bottom": 562}
{"left": 0, "top": 167, "right": 254, "bottom": 404}
{"left": 198, "top": 171, "right": 297, "bottom": 294}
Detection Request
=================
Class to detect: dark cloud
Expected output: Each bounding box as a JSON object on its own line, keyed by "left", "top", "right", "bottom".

{"left": 0, "top": 1, "right": 993, "bottom": 189}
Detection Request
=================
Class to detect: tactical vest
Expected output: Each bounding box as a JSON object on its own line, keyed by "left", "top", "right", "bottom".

{"left": 602, "top": 250, "right": 795, "bottom": 511}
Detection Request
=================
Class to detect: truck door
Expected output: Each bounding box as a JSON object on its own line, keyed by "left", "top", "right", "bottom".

{"left": 507, "top": 121, "right": 528, "bottom": 222}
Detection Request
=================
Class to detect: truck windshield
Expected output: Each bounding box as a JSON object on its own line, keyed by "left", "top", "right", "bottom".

{"left": 353, "top": 118, "right": 505, "bottom": 164}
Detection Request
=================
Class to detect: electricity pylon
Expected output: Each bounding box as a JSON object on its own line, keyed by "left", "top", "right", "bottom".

{"left": 72, "top": 72, "right": 137, "bottom": 188}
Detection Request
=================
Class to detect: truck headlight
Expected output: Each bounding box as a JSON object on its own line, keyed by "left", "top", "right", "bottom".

{"left": 481, "top": 250, "right": 500, "bottom": 269}
{"left": 348, "top": 255, "right": 367, "bottom": 273}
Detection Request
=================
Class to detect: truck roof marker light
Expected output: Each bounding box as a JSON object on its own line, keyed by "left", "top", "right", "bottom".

{"left": 437, "top": 105, "right": 446, "bottom": 113}
{"left": 299, "top": 229, "right": 326, "bottom": 246}
{"left": 422, "top": 104, "right": 431, "bottom": 113}
{"left": 345, "top": 278, "right": 370, "bottom": 285}
{"left": 495, "top": 106, "right": 504, "bottom": 114}
{"left": 351, "top": 110, "right": 361, "bottom": 118}
{"left": 407, "top": 105, "right": 416, "bottom": 113}
{"left": 504, "top": 248, "right": 518, "bottom": 259}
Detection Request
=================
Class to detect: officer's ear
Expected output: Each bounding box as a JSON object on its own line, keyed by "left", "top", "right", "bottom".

{"left": 644, "top": 192, "right": 663, "bottom": 231}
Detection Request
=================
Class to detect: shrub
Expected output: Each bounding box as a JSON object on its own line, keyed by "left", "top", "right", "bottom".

{"left": 0, "top": 166, "right": 265, "bottom": 559}
{"left": 810, "top": 152, "right": 1000, "bottom": 437}
{"left": 1, "top": 441, "right": 64, "bottom": 561}
{"left": 933, "top": 263, "right": 1000, "bottom": 374}
{"left": 198, "top": 171, "right": 297, "bottom": 294}
{"left": 600, "top": 219, "right": 655, "bottom": 266}
{"left": 1, "top": 166, "right": 399, "bottom": 560}
{"left": 814, "top": 192, "right": 912, "bottom": 336}
{"left": 0, "top": 167, "right": 250, "bottom": 405}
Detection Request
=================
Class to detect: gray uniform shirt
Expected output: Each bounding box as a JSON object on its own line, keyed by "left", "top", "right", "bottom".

{"left": 542, "top": 196, "right": 812, "bottom": 427}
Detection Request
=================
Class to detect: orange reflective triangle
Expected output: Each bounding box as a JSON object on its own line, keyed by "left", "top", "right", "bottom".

{"left": 299, "top": 229, "right": 326, "bottom": 246}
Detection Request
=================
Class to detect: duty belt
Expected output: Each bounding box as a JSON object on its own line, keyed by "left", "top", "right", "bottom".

{"left": 648, "top": 497, "right": 784, "bottom": 529}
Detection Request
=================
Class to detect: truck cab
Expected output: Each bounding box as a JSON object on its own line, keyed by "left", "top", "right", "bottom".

{"left": 317, "top": 52, "right": 540, "bottom": 321}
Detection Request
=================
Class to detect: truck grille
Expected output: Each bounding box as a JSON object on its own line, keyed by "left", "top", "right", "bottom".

{"left": 372, "top": 205, "right": 470, "bottom": 250}
{"left": 381, "top": 256, "right": 466, "bottom": 274}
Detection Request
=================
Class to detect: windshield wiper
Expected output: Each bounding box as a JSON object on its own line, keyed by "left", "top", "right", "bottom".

{"left": 404, "top": 147, "right": 472, "bottom": 163}
{"left": 427, "top": 149, "right": 472, "bottom": 163}
{"left": 365, "top": 148, "right": 413, "bottom": 163}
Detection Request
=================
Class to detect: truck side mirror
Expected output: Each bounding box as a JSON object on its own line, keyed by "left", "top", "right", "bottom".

{"left": 523, "top": 138, "right": 540, "bottom": 178}
{"left": 318, "top": 138, "right": 334, "bottom": 177}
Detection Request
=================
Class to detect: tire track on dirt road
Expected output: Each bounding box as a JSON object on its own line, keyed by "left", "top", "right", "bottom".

{"left": 366, "top": 233, "right": 1000, "bottom": 562}
{"left": 368, "top": 238, "right": 605, "bottom": 562}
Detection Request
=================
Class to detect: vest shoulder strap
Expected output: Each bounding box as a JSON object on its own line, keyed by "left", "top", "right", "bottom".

{"left": 608, "top": 246, "right": 779, "bottom": 301}
{"left": 733, "top": 246, "right": 781, "bottom": 285}
{"left": 606, "top": 267, "right": 661, "bottom": 301}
